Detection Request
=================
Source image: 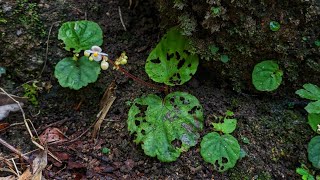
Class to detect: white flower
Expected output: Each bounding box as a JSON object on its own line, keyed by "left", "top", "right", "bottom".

{"left": 84, "top": 46, "right": 108, "bottom": 62}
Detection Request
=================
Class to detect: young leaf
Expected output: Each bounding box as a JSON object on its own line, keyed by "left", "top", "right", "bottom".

{"left": 308, "top": 114, "right": 320, "bottom": 133}
{"left": 127, "top": 92, "right": 203, "bottom": 162}
{"left": 305, "top": 101, "right": 320, "bottom": 114}
{"left": 58, "top": 20, "right": 103, "bottom": 53}
{"left": 296, "top": 84, "right": 320, "bottom": 101}
{"left": 308, "top": 136, "right": 320, "bottom": 169}
{"left": 54, "top": 56, "right": 101, "bottom": 90}
{"left": 212, "top": 118, "right": 237, "bottom": 134}
{"left": 145, "top": 27, "right": 199, "bottom": 86}
{"left": 252, "top": 60, "right": 283, "bottom": 91}
{"left": 200, "top": 132, "right": 240, "bottom": 172}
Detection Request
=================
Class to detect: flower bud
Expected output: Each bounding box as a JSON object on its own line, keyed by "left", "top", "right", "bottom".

{"left": 101, "top": 60, "right": 109, "bottom": 70}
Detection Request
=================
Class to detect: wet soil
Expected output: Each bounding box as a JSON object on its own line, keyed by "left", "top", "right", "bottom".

{"left": 0, "top": 0, "right": 317, "bottom": 179}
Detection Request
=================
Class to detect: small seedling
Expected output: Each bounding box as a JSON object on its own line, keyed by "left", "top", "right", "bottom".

{"left": 296, "top": 164, "right": 318, "bottom": 180}
{"left": 102, "top": 147, "right": 110, "bottom": 154}
{"left": 200, "top": 110, "right": 241, "bottom": 172}
{"left": 220, "top": 54, "right": 230, "bottom": 63}
{"left": 269, "top": 21, "right": 280, "bottom": 32}
{"left": 252, "top": 60, "right": 283, "bottom": 91}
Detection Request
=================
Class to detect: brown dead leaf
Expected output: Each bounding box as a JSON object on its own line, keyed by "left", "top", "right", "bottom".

{"left": 19, "top": 150, "right": 47, "bottom": 180}
{"left": 92, "top": 82, "right": 116, "bottom": 139}
{"left": 0, "top": 123, "right": 9, "bottom": 131}
{"left": 39, "top": 127, "right": 67, "bottom": 144}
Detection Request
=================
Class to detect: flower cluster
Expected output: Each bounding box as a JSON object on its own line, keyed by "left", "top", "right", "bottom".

{"left": 84, "top": 46, "right": 110, "bottom": 70}
{"left": 84, "top": 46, "right": 128, "bottom": 70}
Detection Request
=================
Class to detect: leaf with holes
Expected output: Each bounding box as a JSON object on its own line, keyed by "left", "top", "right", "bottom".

{"left": 145, "top": 27, "right": 199, "bottom": 86}
{"left": 212, "top": 118, "right": 237, "bottom": 134}
{"left": 308, "top": 136, "right": 320, "bottom": 169}
{"left": 127, "top": 92, "right": 203, "bottom": 162}
{"left": 252, "top": 60, "right": 283, "bottom": 91}
{"left": 54, "top": 56, "right": 101, "bottom": 90}
{"left": 58, "top": 20, "right": 103, "bottom": 53}
{"left": 200, "top": 132, "right": 240, "bottom": 172}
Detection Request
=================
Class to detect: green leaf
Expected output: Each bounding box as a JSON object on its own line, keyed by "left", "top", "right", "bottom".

{"left": 58, "top": 20, "right": 103, "bottom": 52}
{"left": 54, "top": 56, "right": 101, "bottom": 90}
{"left": 306, "top": 101, "right": 320, "bottom": 114}
{"left": 220, "top": 54, "right": 230, "bottom": 63}
{"left": 200, "top": 132, "right": 240, "bottom": 172}
{"left": 308, "top": 114, "right": 320, "bottom": 133}
{"left": 145, "top": 27, "right": 199, "bottom": 86}
{"left": 308, "top": 136, "right": 320, "bottom": 169}
{"left": 225, "top": 110, "right": 234, "bottom": 117}
{"left": 296, "top": 168, "right": 315, "bottom": 180}
{"left": 212, "top": 118, "right": 237, "bottom": 134}
{"left": 127, "top": 92, "right": 203, "bottom": 162}
{"left": 296, "top": 84, "right": 320, "bottom": 101}
{"left": 252, "top": 60, "right": 283, "bottom": 91}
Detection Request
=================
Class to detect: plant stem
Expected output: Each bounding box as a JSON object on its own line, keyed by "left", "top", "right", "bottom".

{"left": 107, "top": 59, "right": 167, "bottom": 92}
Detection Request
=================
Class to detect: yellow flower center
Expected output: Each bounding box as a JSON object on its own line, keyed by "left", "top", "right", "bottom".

{"left": 93, "top": 52, "right": 99, "bottom": 57}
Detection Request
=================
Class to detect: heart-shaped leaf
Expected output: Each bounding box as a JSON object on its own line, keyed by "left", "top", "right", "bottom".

{"left": 308, "top": 114, "right": 320, "bottom": 133}
{"left": 252, "top": 60, "right": 283, "bottom": 91}
{"left": 200, "top": 132, "right": 240, "bottom": 172}
{"left": 54, "top": 56, "right": 101, "bottom": 90}
{"left": 308, "top": 136, "right": 320, "bottom": 169}
{"left": 145, "top": 28, "right": 199, "bottom": 86}
{"left": 296, "top": 84, "right": 320, "bottom": 101}
{"left": 127, "top": 92, "right": 203, "bottom": 162}
{"left": 58, "top": 20, "right": 103, "bottom": 52}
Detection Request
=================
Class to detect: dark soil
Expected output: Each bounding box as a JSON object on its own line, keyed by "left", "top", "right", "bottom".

{"left": 0, "top": 0, "right": 317, "bottom": 179}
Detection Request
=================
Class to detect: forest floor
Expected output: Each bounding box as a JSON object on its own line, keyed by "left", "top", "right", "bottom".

{"left": 0, "top": 0, "right": 316, "bottom": 179}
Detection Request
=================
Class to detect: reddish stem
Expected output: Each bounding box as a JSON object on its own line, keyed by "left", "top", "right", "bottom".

{"left": 108, "top": 59, "right": 167, "bottom": 92}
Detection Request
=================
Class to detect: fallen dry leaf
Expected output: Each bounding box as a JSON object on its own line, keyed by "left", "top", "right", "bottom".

{"left": 92, "top": 82, "right": 116, "bottom": 139}
{"left": 19, "top": 150, "right": 47, "bottom": 180}
{"left": 39, "top": 127, "right": 66, "bottom": 144}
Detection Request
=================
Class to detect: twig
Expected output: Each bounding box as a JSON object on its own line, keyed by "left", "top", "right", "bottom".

{"left": 0, "top": 88, "right": 61, "bottom": 163}
{"left": 118, "top": 6, "right": 127, "bottom": 31}
{"left": 11, "top": 158, "right": 20, "bottom": 176}
{"left": 0, "top": 138, "right": 29, "bottom": 162}
{"left": 38, "top": 21, "right": 61, "bottom": 78}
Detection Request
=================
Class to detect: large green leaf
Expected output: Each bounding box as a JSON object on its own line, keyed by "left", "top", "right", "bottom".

{"left": 145, "top": 28, "right": 199, "bottom": 86}
{"left": 308, "top": 114, "right": 320, "bottom": 133}
{"left": 54, "top": 56, "right": 101, "bottom": 90}
{"left": 306, "top": 101, "right": 320, "bottom": 114}
{"left": 296, "top": 84, "right": 320, "bottom": 101}
{"left": 308, "top": 136, "right": 320, "bottom": 169}
{"left": 252, "top": 60, "right": 283, "bottom": 91}
{"left": 127, "top": 92, "right": 203, "bottom": 162}
{"left": 200, "top": 132, "right": 240, "bottom": 172}
{"left": 212, "top": 118, "right": 237, "bottom": 134}
{"left": 58, "top": 20, "right": 103, "bottom": 52}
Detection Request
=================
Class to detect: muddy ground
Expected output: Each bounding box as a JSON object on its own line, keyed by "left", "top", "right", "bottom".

{"left": 0, "top": 0, "right": 317, "bottom": 179}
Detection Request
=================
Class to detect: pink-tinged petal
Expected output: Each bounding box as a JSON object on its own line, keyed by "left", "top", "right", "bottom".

{"left": 91, "top": 46, "right": 102, "bottom": 53}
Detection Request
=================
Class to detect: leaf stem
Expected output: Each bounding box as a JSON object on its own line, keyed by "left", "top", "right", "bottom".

{"left": 107, "top": 59, "right": 167, "bottom": 92}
